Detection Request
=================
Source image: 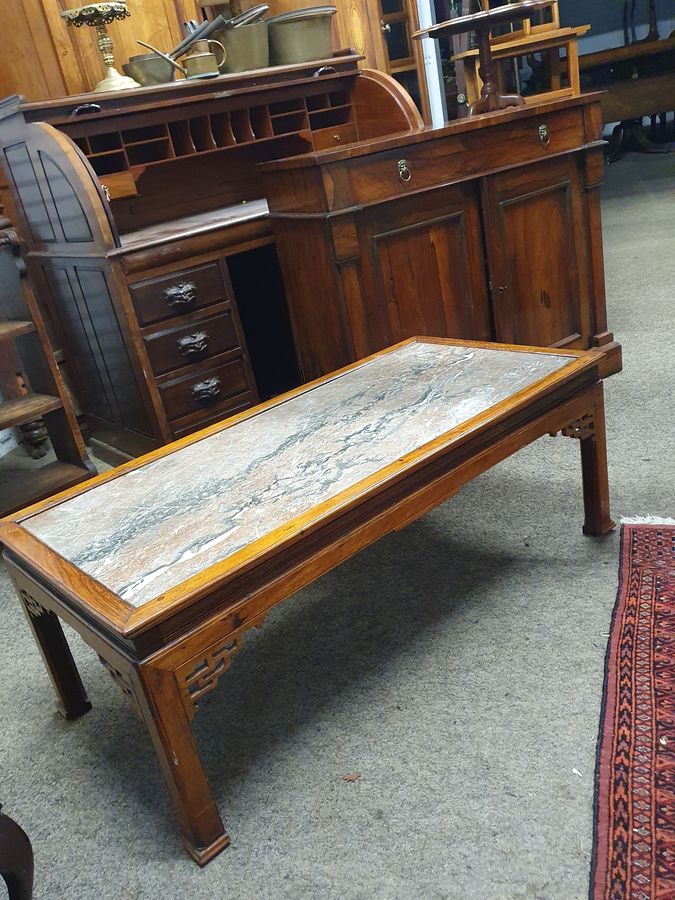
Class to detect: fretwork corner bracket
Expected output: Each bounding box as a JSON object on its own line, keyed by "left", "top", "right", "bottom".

{"left": 20, "top": 588, "right": 45, "bottom": 618}
{"left": 99, "top": 655, "right": 142, "bottom": 718}
{"left": 177, "top": 611, "right": 269, "bottom": 721}
{"left": 561, "top": 413, "right": 595, "bottom": 441}
{"left": 180, "top": 639, "right": 240, "bottom": 721}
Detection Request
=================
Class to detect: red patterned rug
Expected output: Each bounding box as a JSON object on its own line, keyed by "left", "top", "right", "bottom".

{"left": 591, "top": 524, "right": 675, "bottom": 899}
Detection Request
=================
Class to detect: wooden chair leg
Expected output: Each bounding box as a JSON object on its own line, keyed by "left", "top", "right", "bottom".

{"left": 580, "top": 385, "right": 615, "bottom": 537}
{"left": 0, "top": 805, "right": 34, "bottom": 900}
{"left": 17, "top": 594, "right": 92, "bottom": 720}
{"left": 133, "top": 663, "right": 230, "bottom": 865}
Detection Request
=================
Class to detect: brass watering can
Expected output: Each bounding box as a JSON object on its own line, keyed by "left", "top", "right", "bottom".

{"left": 137, "top": 38, "right": 226, "bottom": 79}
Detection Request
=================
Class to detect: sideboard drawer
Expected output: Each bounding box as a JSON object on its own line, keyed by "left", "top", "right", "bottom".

{"left": 129, "top": 262, "right": 229, "bottom": 326}
{"left": 159, "top": 357, "right": 251, "bottom": 421}
{"left": 339, "top": 107, "right": 586, "bottom": 207}
{"left": 143, "top": 309, "right": 240, "bottom": 376}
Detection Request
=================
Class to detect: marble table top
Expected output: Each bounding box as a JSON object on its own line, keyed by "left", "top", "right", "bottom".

{"left": 22, "top": 341, "right": 574, "bottom": 608}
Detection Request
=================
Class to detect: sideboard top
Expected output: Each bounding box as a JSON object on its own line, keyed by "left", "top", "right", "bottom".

{"left": 263, "top": 91, "right": 604, "bottom": 170}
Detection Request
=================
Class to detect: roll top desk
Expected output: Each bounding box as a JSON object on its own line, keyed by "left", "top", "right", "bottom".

{"left": 0, "top": 55, "right": 422, "bottom": 460}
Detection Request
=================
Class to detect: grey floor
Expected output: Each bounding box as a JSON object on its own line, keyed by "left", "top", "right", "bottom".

{"left": 1, "top": 152, "right": 674, "bottom": 900}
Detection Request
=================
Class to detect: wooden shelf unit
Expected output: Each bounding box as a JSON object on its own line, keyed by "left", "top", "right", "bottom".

{"left": 0, "top": 225, "right": 94, "bottom": 515}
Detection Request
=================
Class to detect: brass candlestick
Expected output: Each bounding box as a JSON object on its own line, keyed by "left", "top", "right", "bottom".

{"left": 61, "top": 2, "right": 141, "bottom": 92}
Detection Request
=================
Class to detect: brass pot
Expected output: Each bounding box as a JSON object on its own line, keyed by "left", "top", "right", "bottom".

{"left": 123, "top": 53, "right": 176, "bottom": 86}
{"left": 267, "top": 6, "right": 336, "bottom": 66}
{"left": 212, "top": 22, "right": 269, "bottom": 73}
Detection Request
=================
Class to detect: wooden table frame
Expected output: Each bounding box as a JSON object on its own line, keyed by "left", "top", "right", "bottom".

{"left": 0, "top": 337, "right": 618, "bottom": 865}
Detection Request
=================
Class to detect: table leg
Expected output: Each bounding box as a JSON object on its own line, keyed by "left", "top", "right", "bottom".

{"left": 133, "top": 663, "right": 230, "bottom": 865}
{"left": 17, "top": 592, "right": 92, "bottom": 720}
{"left": 562, "top": 385, "right": 615, "bottom": 536}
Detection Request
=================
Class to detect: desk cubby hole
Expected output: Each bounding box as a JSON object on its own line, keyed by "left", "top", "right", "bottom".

{"left": 272, "top": 111, "right": 309, "bottom": 135}
{"left": 89, "top": 150, "right": 128, "bottom": 175}
{"left": 89, "top": 133, "right": 123, "bottom": 153}
{"left": 121, "top": 124, "right": 169, "bottom": 143}
{"left": 309, "top": 106, "right": 353, "bottom": 129}
{"left": 168, "top": 120, "right": 196, "bottom": 156}
{"left": 269, "top": 98, "right": 307, "bottom": 116}
{"left": 329, "top": 89, "right": 350, "bottom": 107}
{"left": 210, "top": 113, "right": 236, "bottom": 147}
{"left": 306, "top": 93, "right": 329, "bottom": 111}
{"left": 231, "top": 109, "right": 255, "bottom": 143}
{"left": 189, "top": 117, "right": 217, "bottom": 152}
{"left": 125, "top": 138, "right": 174, "bottom": 165}
{"left": 250, "top": 106, "right": 272, "bottom": 139}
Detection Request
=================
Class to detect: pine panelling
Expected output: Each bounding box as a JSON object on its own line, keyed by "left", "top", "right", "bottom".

{"left": 0, "top": 0, "right": 202, "bottom": 101}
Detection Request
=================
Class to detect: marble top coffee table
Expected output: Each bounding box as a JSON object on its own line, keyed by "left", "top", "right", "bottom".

{"left": 0, "top": 337, "right": 616, "bottom": 864}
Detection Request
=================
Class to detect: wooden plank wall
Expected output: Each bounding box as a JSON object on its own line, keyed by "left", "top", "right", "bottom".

{"left": 1, "top": 0, "right": 203, "bottom": 101}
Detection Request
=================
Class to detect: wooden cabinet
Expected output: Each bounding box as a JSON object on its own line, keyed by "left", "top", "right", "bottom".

{"left": 482, "top": 155, "right": 593, "bottom": 348}
{"left": 264, "top": 93, "right": 621, "bottom": 383}
{"left": 355, "top": 183, "right": 491, "bottom": 349}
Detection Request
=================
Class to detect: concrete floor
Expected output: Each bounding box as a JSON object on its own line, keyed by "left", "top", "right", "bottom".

{"left": 0, "top": 151, "right": 673, "bottom": 900}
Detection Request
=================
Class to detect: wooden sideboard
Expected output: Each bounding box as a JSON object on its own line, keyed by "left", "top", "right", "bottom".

{"left": 263, "top": 93, "right": 621, "bottom": 382}
{"left": 0, "top": 56, "right": 422, "bottom": 460}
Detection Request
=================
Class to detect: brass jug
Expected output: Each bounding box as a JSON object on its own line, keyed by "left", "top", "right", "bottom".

{"left": 182, "top": 39, "right": 226, "bottom": 79}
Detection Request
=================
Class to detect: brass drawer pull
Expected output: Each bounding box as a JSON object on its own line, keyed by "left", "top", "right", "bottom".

{"left": 192, "top": 376, "right": 221, "bottom": 404}
{"left": 164, "top": 281, "right": 197, "bottom": 308}
{"left": 538, "top": 124, "right": 550, "bottom": 147}
{"left": 397, "top": 159, "right": 412, "bottom": 182}
{"left": 177, "top": 330, "right": 209, "bottom": 358}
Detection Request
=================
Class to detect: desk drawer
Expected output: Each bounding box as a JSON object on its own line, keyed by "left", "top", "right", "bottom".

{"left": 340, "top": 107, "right": 586, "bottom": 207}
{"left": 129, "top": 262, "right": 229, "bottom": 326}
{"left": 159, "top": 356, "right": 251, "bottom": 421}
{"left": 143, "top": 309, "right": 240, "bottom": 376}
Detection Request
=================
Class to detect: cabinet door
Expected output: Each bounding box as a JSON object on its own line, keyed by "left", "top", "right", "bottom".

{"left": 482, "top": 156, "right": 593, "bottom": 348}
{"left": 356, "top": 182, "right": 492, "bottom": 350}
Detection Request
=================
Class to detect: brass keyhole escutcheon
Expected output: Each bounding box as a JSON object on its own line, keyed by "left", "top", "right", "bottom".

{"left": 538, "top": 124, "right": 550, "bottom": 146}
{"left": 397, "top": 159, "right": 412, "bottom": 182}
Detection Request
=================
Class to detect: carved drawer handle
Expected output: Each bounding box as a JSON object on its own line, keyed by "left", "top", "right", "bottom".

{"left": 192, "top": 376, "right": 222, "bottom": 404}
{"left": 397, "top": 159, "right": 412, "bottom": 182}
{"left": 538, "top": 124, "right": 550, "bottom": 147}
{"left": 177, "top": 330, "right": 209, "bottom": 358}
{"left": 164, "top": 281, "right": 197, "bottom": 308}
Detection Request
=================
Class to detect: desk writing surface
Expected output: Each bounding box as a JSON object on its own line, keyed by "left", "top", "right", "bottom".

{"left": 21, "top": 342, "right": 573, "bottom": 608}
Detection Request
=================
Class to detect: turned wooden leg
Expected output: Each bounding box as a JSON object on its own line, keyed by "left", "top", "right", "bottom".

{"left": 17, "top": 592, "right": 92, "bottom": 720}
{"left": 133, "top": 663, "right": 229, "bottom": 865}
{"left": 0, "top": 804, "right": 34, "bottom": 900}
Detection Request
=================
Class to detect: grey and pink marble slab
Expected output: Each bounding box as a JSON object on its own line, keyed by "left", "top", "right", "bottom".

{"left": 22, "top": 341, "right": 573, "bottom": 607}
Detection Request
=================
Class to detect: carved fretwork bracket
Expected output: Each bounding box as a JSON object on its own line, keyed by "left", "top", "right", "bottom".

{"left": 176, "top": 613, "right": 268, "bottom": 720}
{"left": 19, "top": 588, "right": 45, "bottom": 618}
{"left": 561, "top": 413, "right": 595, "bottom": 441}
{"left": 99, "top": 656, "right": 141, "bottom": 718}
{"left": 179, "top": 639, "right": 240, "bottom": 721}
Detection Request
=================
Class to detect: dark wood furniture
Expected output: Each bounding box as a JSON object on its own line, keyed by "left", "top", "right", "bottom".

{"left": 0, "top": 803, "right": 33, "bottom": 900}
{"left": 0, "top": 54, "right": 422, "bottom": 461}
{"left": 0, "top": 336, "right": 618, "bottom": 865}
{"left": 263, "top": 93, "right": 621, "bottom": 383}
{"left": 0, "top": 223, "right": 94, "bottom": 515}
{"left": 579, "top": 37, "right": 675, "bottom": 161}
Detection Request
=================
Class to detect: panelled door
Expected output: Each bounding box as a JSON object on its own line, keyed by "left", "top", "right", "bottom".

{"left": 482, "top": 155, "right": 593, "bottom": 349}
{"left": 356, "top": 181, "right": 492, "bottom": 350}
